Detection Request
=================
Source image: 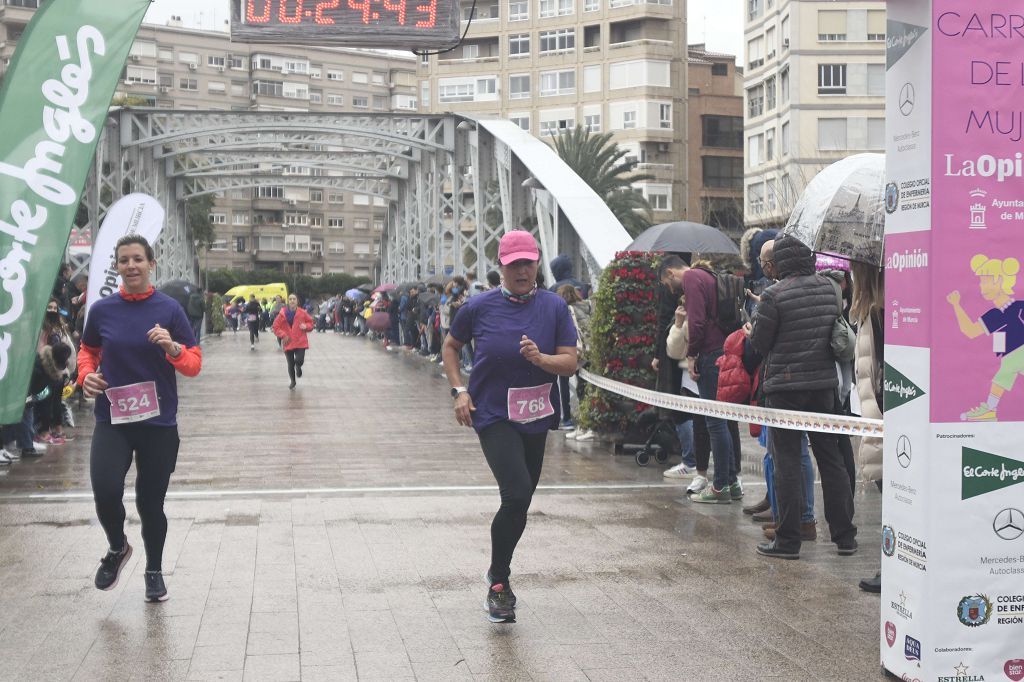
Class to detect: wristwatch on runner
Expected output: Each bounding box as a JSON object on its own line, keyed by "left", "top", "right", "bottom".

{"left": 451, "top": 386, "right": 468, "bottom": 399}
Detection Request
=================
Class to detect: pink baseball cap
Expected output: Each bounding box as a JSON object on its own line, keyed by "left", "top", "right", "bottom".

{"left": 498, "top": 230, "right": 540, "bottom": 265}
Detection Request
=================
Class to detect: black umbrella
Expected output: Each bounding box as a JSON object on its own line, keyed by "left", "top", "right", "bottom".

{"left": 425, "top": 273, "right": 451, "bottom": 287}
{"left": 356, "top": 282, "right": 375, "bottom": 293}
{"left": 158, "top": 279, "right": 198, "bottom": 311}
{"left": 626, "top": 221, "right": 739, "bottom": 255}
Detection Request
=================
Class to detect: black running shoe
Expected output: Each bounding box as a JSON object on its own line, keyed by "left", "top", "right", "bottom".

{"left": 485, "top": 572, "right": 516, "bottom": 607}
{"left": 485, "top": 583, "right": 516, "bottom": 623}
{"left": 95, "top": 542, "right": 132, "bottom": 590}
{"left": 145, "top": 571, "right": 169, "bottom": 602}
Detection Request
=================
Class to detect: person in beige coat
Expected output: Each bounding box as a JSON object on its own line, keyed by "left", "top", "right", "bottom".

{"left": 851, "top": 261, "right": 884, "bottom": 592}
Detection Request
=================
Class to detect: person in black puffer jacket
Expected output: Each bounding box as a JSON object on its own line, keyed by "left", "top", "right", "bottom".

{"left": 748, "top": 235, "right": 857, "bottom": 561}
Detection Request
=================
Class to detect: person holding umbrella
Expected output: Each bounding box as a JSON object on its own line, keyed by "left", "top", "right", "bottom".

{"left": 442, "top": 231, "right": 577, "bottom": 624}
{"left": 272, "top": 294, "right": 314, "bottom": 390}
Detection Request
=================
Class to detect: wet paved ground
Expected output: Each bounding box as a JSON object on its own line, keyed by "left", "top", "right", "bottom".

{"left": 0, "top": 331, "right": 884, "bottom": 680}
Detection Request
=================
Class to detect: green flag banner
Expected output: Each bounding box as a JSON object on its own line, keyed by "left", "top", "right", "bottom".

{"left": 0, "top": 0, "right": 151, "bottom": 423}
{"left": 961, "top": 447, "right": 1024, "bottom": 500}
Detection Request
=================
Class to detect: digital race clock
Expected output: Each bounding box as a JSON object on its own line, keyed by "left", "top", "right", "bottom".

{"left": 230, "top": 0, "right": 460, "bottom": 50}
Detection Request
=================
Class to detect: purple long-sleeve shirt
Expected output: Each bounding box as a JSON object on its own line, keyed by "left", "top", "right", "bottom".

{"left": 683, "top": 268, "right": 726, "bottom": 357}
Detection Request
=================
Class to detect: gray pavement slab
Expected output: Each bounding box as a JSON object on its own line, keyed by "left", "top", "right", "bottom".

{"left": 0, "top": 332, "right": 885, "bottom": 680}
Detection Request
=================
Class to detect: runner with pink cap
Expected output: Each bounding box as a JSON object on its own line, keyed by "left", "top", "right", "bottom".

{"left": 441, "top": 230, "right": 579, "bottom": 623}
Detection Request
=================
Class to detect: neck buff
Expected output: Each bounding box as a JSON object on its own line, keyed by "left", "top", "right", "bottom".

{"left": 119, "top": 285, "right": 155, "bottom": 301}
{"left": 500, "top": 285, "right": 537, "bottom": 305}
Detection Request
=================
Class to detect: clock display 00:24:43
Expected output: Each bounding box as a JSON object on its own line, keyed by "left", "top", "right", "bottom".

{"left": 245, "top": 0, "right": 438, "bottom": 28}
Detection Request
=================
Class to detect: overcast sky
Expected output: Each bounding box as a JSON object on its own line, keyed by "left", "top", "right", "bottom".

{"left": 145, "top": 0, "right": 744, "bottom": 60}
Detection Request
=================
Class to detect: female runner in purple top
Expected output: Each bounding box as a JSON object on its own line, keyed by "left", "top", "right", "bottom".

{"left": 443, "top": 230, "right": 577, "bottom": 623}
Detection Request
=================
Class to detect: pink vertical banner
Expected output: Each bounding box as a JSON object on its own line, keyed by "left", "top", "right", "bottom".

{"left": 931, "top": 1, "right": 1024, "bottom": 423}
{"left": 886, "top": 232, "right": 931, "bottom": 348}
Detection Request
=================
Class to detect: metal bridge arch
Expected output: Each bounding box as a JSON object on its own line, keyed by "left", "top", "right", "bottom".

{"left": 71, "top": 109, "right": 631, "bottom": 287}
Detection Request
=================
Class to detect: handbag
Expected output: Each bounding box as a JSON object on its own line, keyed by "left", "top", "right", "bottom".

{"left": 829, "top": 280, "right": 856, "bottom": 362}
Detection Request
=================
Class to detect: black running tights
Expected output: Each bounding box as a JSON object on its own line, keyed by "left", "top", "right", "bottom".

{"left": 248, "top": 320, "right": 260, "bottom": 345}
{"left": 478, "top": 421, "right": 547, "bottom": 582}
{"left": 90, "top": 422, "right": 179, "bottom": 571}
{"left": 285, "top": 348, "right": 305, "bottom": 382}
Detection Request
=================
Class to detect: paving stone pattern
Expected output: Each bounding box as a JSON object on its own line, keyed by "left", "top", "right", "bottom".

{"left": 0, "top": 332, "right": 885, "bottom": 680}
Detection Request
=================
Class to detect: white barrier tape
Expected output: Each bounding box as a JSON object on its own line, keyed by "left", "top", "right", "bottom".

{"left": 579, "top": 369, "right": 884, "bottom": 438}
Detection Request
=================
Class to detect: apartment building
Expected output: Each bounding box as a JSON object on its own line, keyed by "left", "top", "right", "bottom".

{"left": 687, "top": 44, "right": 744, "bottom": 240}
{"left": 743, "top": 0, "right": 885, "bottom": 229}
{"left": 0, "top": 1, "right": 418, "bottom": 279}
{"left": 418, "top": 0, "right": 688, "bottom": 219}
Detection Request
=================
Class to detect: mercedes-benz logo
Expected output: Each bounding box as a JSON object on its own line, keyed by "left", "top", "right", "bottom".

{"left": 899, "top": 83, "right": 915, "bottom": 116}
{"left": 994, "top": 508, "right": 1024, "bottom": 541}
{"left": 896, "top": 435, "right": 911, "bottom": 468}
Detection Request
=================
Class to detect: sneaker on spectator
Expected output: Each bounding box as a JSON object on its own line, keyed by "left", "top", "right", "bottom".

{"left": 564, "top": 429, "right": 577, "bottom": 439}
{"left": 3, "top": 448, "right": 21, "bottom": 462}
{"left": 22, "top": 444, "right": 45, "bottom": 457}
{"left": 662, "top": 463, "right": 693, "bottom": 479}
{"left": 574, "top": 429, "right": 596, "bottom": 441}
{"left": 0, "top": 449, "right": 12, "bottom": 465}
{"left": 558, "top": 419, "right": 574, "bottom": 431}
{"left": 730, "top": 479, "right": 744, "bottom": 500}
{"left": 686, "top": 474, "right": 709, "bottom": 495}
{"left": 691, "top": 484, "right": 731, "bottom": 504}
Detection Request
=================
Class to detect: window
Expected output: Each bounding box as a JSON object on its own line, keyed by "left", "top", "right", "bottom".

{"left": 748, "top": 182, "right": 765, "bottom": 214}
{"left": 509, "top": 74, "right": 531, "bottom": 99}
{"left": 463, "top": 44, "right": 479, "bottom": 59}
{"left": 539, "top": 116, "right": 575, "bottom": 134}
{"left": 748, "top": 133, "right": 763, "bottom": 167}
{"left": 353, "top": 96, "right": 369, "bottom": 108}
{"left": 231, "top": 80, "right": 246, "bottom": 96}
{"left": 311, "top": 240, "right": 324, "bottom": 256}
{"left": 539, "top": 69, "right": 575, "bottom": 96}
{"left": 747, "top": 84, "right": 764, "bottom": 117}
{"left": 539, "top": 29, "right": 575, "bottom": 53}
{"left": 327, "top": 93, "right": 344, "bottom": 105}
{"left": 818, "top": 118, "right": 848, "bottom": 150}
{"left": 126, "top": 67, "right": 157, "bottom": 85}
{"left": 309, "top": 63, "right": 321, "bottom": 78}
{"left": 310, "top": 90, "right": 322, "bottom": 104}
{"left": 584, "top": 113, "right": 601, "bottom": 131}
{"left": 868, "top": 118, "right": 885, "bottom": 150}
{"left": 210, "top": 240, "right": 229, "bottom": 252}
{"left": 255, "top": 186, "right": 286, "bottom": 199}
{"left": 328, "top": 241, "right": 345, "bottom": 254}
{"left": 352, "top": 71, "right": 368, "bottom": 84}
{"left": 765, "top": 127, "right": 775, "bottom": 161}
{"left": 284, "top": 234, "right": 310, "bottom": 253}
{"left": 781, "top": 15, "right": 790, "bottom": 47}
{"left": 209, "top": 213, "right": 227, "bottom": 224}
{"left": 354, "top": 242, "right": 371, "bottom": 255}
{"left": 130, "top": 41, "right": 157, "bottom": 59}
{"left": 354, "top": 218, "right": 369, "bottom": 230}
{"left": 702, "top": 157, "right": 743, "bottom": 190}
{"left": 583, "top": 65, "right": 601, "bottom": 93}
{"left": 748, "top": 0, "right": 760, "bottom": 20}
{"left": 421, "top": 81, "right": 430, "bottom": 108}
{"left": 766, "top": 26, "right": 776, "bottom": 58}
{"left": 818, "top": 64, "right": 847, "bottom": 95}
{"left": 374, "top": 219, "right": 384, "bottom": 231}
{"left": 509, "top": 0, "right": 529, "bottom": 20}
{"left": 702, "top": 115, "right": 743, "bottom": 148}
{"left": 253, "top": 80, "right": 283, "bottom": 97}
{"left": 232, "top": 213, "right": 249, "bottom": 225}
{"left": 226, "top": 55, "right": 243, "bottom": 70}
{"left": 284, "top": 59, "right": 309, "bottom": 75}
{"left": 558, "top": 0, "right": 573, "bottom": 14}
{"left": 259, "top": 236, "right": 285, "bottom": 251}
{"left": 539, "top": 0, "right": 555, "bottom": 17}
{"left": 509, "top": 33, "right": 530, "bottom": 56}
{"left": 476, "top": 77, "right": 497, "bottom": 95}
{"left": 643, "top": 184, "right": 671, "bottom": 211}
{"left": 158, "top": 47, "right": 174, "bottom": 61}
{"left": 765, "top": 77, "right": 776, "bottom": 111}
{"left": 373, "top": 95, "right": 387, "bottom": 109}
{"left": 509, "top": 114, "right": 530, "bottom": 131}
{"left": 818, "top": 10, "right": 847, "bottom": 41}
{"left": 622, "top": 110, "right": 637, "bottom": 129}
{"left": 659, "top": 103, "right": 671, "bottom": 129}
{"left": 867, "top": 64, "right": 885, "bottom": 96}
{"left": 283, "top": 82, "right": 308, "bottom": 99}
{"left": 352, "top": 195, "right": 369, "bottom": 206}
{"left": 310, "top": 216, "right": 323, "bottom": 229}
{"left": 285, "top": 213, "right": 308, "bottom": 227}
{"left": 439, "top": 83, "right": 474, "bottom": 102}
{"left": 372, "top": 72, "right": 386, "bottom": 85}
{"left": 178, "top": 78, "right": 198, "bottom": 91}
{"left": 868, "top": 10, "right": 886, "bottom": 40}
{"left": 780, "top": 67, "right": 790, "bottom": 103}
{"left": 747, "top": 36, "right": 764, "bottom": 70}
{"left": 781, "top": 121, "right": 790, "bottom": 156}
{"left": 178, "top": 51, "right": 199, "bottom": 65}
{"left": 609, "top": 60, "right": 670, "bottom": 89}
{"left": 711, "top": 63, "right": 728, "bottom": 76}
{"left": 328, "top": 192, "right": 344, "bottom": 204}
{"left": 585, "top": 0, "right": 598, "bottom": 10}
{"left": 207, "top": 55, "right": 226, "bottom": 68}
{"left": 327, "top": 69, "right": 344, "bottom": 81}
{"left": 327, "top": 218, "right": 344, "bottom": 228}
{"left": 702, "top": 197, "right": 743, "bottom": 232}
{"left": 236, "top": 237, "right": 247, "bottom": 253}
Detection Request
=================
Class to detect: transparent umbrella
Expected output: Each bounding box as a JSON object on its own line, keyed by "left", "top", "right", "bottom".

{"left": 782, "top": 153, "right": 885, "bottom": 266}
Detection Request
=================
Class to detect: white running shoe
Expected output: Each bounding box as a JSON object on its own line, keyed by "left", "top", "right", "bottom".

{"left": 662, "top": 463, "right": 693, "bottom": 479}
{"left": 0, "top": 449, "right": 12, "bottom": 465}
{"left": 575, "top": 429, "right": 596, "bottom": 441}
{"left": 564, "top": 430, "right": 578, "bottom": 439}
{"left": 686, "top": 474, "right": 709, "bottom": 495}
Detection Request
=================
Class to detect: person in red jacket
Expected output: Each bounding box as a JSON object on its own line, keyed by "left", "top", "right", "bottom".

{"left": 272, "top": 293, "right": 314, "bottom": 389}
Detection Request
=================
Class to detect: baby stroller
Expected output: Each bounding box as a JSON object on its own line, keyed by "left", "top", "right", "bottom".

{"left": 615, "top": 406, "right": 682, "bottom": 466}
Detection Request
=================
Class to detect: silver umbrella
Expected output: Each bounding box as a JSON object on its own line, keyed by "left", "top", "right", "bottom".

{"left": 782, "top": 153, "right": 885, "bottom": 266}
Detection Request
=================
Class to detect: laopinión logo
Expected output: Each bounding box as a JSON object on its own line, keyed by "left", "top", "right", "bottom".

{"left": 882, "top": 525, "right": 897, "bottom": 556}
{"left": 956, "top": 594, "right": 992, "bottom": 627}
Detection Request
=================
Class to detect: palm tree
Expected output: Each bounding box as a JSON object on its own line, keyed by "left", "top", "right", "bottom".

{"left": 551, "top": 126, "right": 654, "bottom": 236}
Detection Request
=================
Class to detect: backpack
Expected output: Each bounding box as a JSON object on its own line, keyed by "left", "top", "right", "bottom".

{"left": 694, "top": 266, "right": 746, "bottom": 334}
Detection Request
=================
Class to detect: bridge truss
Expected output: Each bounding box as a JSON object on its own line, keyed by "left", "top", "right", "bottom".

{"left": 69, "top": 109, "right": 631, "bottom": 287}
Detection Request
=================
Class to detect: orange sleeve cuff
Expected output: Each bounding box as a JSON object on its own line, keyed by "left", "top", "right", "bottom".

{"left": 166, "top": 345, "right": 202, "bottom": 377}
{"left": 76, "top": 343, "right": 101, "bottom": 385}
